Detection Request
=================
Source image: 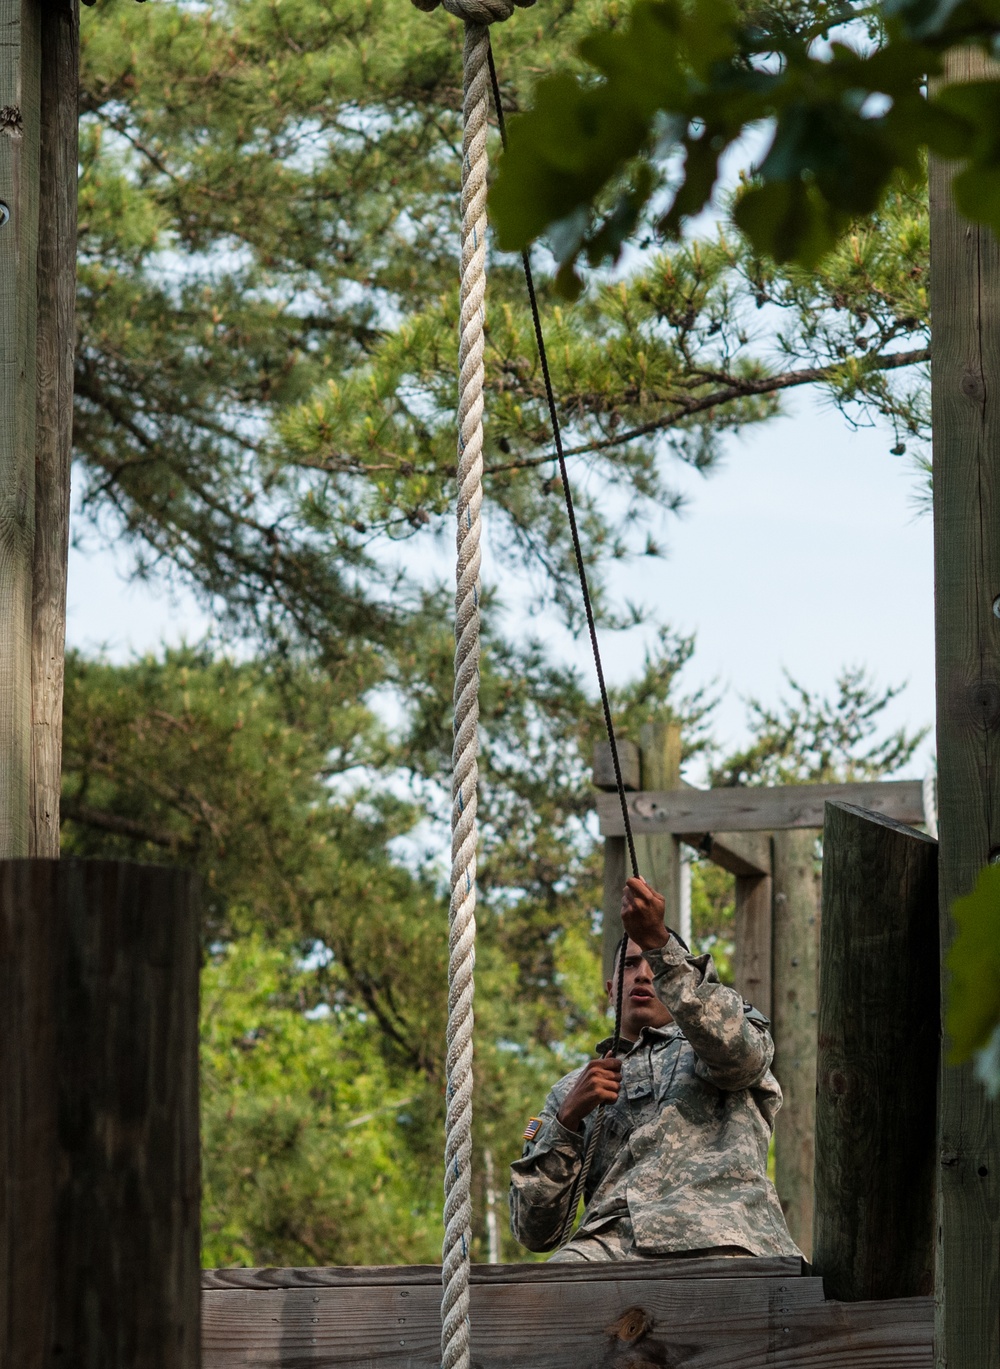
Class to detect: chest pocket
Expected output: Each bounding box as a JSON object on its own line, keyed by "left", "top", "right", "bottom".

{"left": 654, "top": 1039, "right": 691, "bottom": 1104}
{"left": 596, "top": 1097, "right": 633, "bottom": 1159}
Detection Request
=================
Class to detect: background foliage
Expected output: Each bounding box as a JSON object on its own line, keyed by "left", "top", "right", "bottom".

{"left": 490, "top": 0, "right": 1000, "bottom": 283}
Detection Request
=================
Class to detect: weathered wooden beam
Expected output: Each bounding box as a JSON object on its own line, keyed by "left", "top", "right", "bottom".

{"left": 929, "top": 47, "right": 1000, "bottom": 1369}
{"left": 771, "top": 828, "right": 820, "bottom": 1259}
{"left": 597, "top": 780, "right": 924, "bottom": 837}
{"left": 812, "top": 802, "right": 938, "bottom": 1303}
{"left": 733, "top": 863, "right": 773, "bottom": 1020}
{"left": 0, "top": 0, "right": 41, "bottom": 857}
{"left": 201, "top": 1254, "right": 805, "bottom": 1288}
{"left": 201, "top": 1262, "right": 932, "bottom": 1369}
{"left": 690, "top": 829, "right": 771, "bottom": 877}
{"left": 0, "top": 859, "right": 202, "bottom": 1368}
{"left": 30, "top": 0, "right": 77, "bottom": 858}
{"left": 591, "top": 737, "right": 641, "bottom": 792}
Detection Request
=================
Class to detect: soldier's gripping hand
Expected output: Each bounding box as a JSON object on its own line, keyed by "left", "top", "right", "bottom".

{"left": 621, "top": 876, "right": 670, "bottom": 951}
{"left": 556, "top": 1055, "right": 622, "bottom": 1132}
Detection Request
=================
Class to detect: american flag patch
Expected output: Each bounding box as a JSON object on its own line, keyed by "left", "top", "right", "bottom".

{"left": 522, "top": 1117, "right": 543, "bottom": 1142}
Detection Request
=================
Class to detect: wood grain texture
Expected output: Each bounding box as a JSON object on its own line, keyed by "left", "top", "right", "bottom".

{"left": 734, "top": 866, "right": 773, "bottom": 1021}
{"left": 0, "top": 0, "right": 41, "bottom": 857}
{"left": 201, "top": 1254, "right": 807, "bottom": 1289}
{"left": 0, "top": 858, "right": 201, "bottom": 1368}
{"left": 201, "top": 1278, "right": 931, "bottom": 1369}
{"left": 812, "top": 803, "right": 938, "bottom": 1303}
{"left": 597, "top": 781, "right": 924, "bottom": 837}
{"left": 929, "top": 46, "right": 1000, "bottom": 1369}
{"left": 30, "top": 0, "right": 76, "bottom": 858}
{"left": 771, "top": 828, "right": 820, "bottom": 1259}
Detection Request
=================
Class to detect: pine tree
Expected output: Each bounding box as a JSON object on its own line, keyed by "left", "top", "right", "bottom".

{"left": 78, "top": 0, "right": 930, "bottom": 653}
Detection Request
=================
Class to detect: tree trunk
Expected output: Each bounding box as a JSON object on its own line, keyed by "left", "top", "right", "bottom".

{"left": 30, "top": 0, "right": 77, "bottom": 857}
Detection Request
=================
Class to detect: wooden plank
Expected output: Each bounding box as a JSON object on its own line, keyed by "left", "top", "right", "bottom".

{"left": 30, "top": 0, "right": 77, "bottom": 857}
{"left": 812, "top": 803, "right": 938, "bottom": 1302}
{"left": 734, "top": 866, "right": 772, "bottom": 1020}
{"left": 775, "top": 1298, "right": 933, "bottom": 1368}
{"left": 0, "top": 859, "right": 202, "bottom": 1368}
{"left": 201, "top": 1280, "right": 931, "bottom": 1369}
{"left": 202, "top": 1273, "right": 824, "bottom": 1369}
{"left": 771, "top": 828, "right": 820, "bottom": 1259}
{"left": 597, "top": 780, "right": 924, "bottom": 837}
{"left": 929, "top": 46, "right": 1000, "bottom": 1369}
{"left": 201, "top": 1254, "right": 807, "bottom": 1289}
{"left": 693, "top": 829, "right": 772, "bottom": 877}
{"left": 0, "top": 0, "right": 41, "bottom": 858}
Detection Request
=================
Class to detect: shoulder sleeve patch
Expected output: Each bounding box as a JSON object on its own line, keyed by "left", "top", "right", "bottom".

{"left": 522, "top": 1116, "right": 543, "bottom": 1142}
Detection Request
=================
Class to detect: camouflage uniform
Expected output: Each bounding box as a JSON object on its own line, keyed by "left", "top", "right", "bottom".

{"left": 509, "top": 936, "right": 802, "bottom": 1262}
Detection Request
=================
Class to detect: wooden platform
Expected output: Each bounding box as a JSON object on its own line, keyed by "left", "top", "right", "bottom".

{"left": 201, "top": 1257, "right": 933, "bottom": 1367}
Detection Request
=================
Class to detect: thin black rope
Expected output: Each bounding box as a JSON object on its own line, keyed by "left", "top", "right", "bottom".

{"left": 485, "top": 40, "right": 632, "bottom": 1059}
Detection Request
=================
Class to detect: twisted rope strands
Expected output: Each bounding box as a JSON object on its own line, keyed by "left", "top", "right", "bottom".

{"left": 441, "top": 21, "right": 489, "bottom": 1369}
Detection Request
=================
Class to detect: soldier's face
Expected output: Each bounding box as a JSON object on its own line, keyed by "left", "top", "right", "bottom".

{"left": 606, "top": 937, "right": 673, "bottom": 1041}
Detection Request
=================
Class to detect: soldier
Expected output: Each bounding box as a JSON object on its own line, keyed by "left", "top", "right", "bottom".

{"left": 509, "top": 875, "right": 801, "bottom": 1262}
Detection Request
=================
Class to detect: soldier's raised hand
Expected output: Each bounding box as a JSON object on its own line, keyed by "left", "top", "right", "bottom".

{"left": 556, "top": 1055, "right": 622, "bottom": 1132}
{"left": 620, "top": 876, "right": 669, "bottom": 951}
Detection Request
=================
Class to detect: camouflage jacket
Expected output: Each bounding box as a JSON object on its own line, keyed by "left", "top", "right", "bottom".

{"left": 509, "top": 936, "right": 801, "bottom": 1258}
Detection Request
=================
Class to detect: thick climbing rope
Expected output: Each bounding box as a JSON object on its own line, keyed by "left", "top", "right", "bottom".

{"left": 408, "top": 3, "right": 640, "bottom": 1357}
{"left": 407, "top": 2, "right": 534, "bottom": 1366}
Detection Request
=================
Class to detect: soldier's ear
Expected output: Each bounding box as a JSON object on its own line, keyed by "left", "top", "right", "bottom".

{"left": 605, "top": 978, "right": 614, "bottom": 1001}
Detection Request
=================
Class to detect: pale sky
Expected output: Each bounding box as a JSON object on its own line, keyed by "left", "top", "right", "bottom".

{"left": 65, "top": 387, "right": 935, "bottom": 780}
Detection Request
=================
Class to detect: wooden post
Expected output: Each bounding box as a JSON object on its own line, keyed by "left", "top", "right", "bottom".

{"left": 812, "top": 802, "right": 938, "bottom": 1302}
{"left": 0, "top": 859, "right": 202, "bottom": 1368}
{"left": 595, "top": 723, "right": 683, "bottom": 978}
{"left": 0, "top": 0, "right": 41, "bottom": 858}
{"left": 30, "top": 0, "right": 77, "bottom": 857}
{"left": 601, "top": 831, "right": 628, "bottom": 983}
{"left": 930, "top": 46, "right": 1000, "bottom": 1369}
{"left": 635, "top": 721, "right": 683, "bottom": 923}
{"left": 771, "top": 828, "right": 820, "bottom": 1258}
{"left": 733, "top": 855, "right": 772, "bottom": 1021}
{"left": 594, "top": 737, "right": 640, "bottom": 983}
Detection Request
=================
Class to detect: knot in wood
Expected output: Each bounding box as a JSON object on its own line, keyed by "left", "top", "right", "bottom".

{"left": 967, "top": 679, "right": 1000, "bottom": 730}
{"left": 606, "top": 1308, "right": 655, "bottom": 1344}
{"left": 960, "top": 367, "right": 986, "bottom": 405}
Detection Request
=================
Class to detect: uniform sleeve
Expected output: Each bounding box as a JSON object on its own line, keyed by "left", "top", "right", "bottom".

{"left": 508, "top": 1072, "right": 589, "bottom": 1253}
{"left": 643, "top": 938, "right": 774, "bottom": 1091}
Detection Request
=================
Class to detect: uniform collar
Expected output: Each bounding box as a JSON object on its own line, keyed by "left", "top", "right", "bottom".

{"left": 596, "top": 1021, "right": 683, "bottom": 1056}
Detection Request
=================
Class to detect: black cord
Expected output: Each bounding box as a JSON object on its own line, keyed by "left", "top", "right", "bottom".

{"left": 485, "top": 38, "right": 634, "bottom": 1054}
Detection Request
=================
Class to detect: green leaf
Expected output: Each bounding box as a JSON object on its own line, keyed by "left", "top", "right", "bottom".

{"left": 947, "top": 862, "right": 1000, "bottom": 1064}
{"left": 733, "top": 179, "right": 846, "bottom": 267}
